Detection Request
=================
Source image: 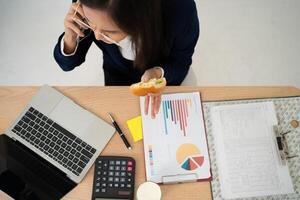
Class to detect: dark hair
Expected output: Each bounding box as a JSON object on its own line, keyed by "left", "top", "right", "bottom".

{"left": 80, "top": 0, "right": 167, "bottom": 70}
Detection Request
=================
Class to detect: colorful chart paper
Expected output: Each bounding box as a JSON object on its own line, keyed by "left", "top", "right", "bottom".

{"left": 140, "top": 92, "right": 211, "bottom": 183}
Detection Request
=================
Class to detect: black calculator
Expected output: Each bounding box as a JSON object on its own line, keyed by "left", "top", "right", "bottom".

{"left": 92, "top": 156, "right": 135, "bottom": 200}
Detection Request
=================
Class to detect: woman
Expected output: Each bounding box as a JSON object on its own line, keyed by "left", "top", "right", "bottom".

{"left": 54, "top": 0, "right": 199, "bottom": 118}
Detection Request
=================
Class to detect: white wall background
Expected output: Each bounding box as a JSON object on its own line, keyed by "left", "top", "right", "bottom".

{"left": 0, "top": 0, "right": 299, "bottom": 87}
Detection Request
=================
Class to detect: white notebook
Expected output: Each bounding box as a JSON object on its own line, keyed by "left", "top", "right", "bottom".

{"left": 211, "top": 102, "right": 294, "bottom": 199}
{"left": 140, "top": 92, "right": 211, "bottom": 184}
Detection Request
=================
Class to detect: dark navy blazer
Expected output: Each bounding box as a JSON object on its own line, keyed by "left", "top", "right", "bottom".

{"left": 53, "top": 0, "right": 199, "bottom": 85}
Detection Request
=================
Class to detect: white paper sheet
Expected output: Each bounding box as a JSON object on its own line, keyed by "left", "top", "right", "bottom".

{"left": 211, "top": 102, "right": 294, "bottom": 199}
{"left": 140, "top": 92, "right": 211, "bottom": 183}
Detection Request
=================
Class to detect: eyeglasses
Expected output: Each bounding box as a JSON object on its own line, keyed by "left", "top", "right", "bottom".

{"left": 73, "top": 3, "right": 120, "bottom": 46}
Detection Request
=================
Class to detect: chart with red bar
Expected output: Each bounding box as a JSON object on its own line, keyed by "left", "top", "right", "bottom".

{"left": 161, "top": 95, "right": 199, "bottom": 137}
{"left": 162, "top": 99, "right": 190, "bottom": 136}
{"left": 140, "top": 92, "right": 211, "bottom": 183}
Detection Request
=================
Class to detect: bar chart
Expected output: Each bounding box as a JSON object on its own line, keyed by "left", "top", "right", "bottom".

{"left": 162, "top": 97, "right": 198, "bottom": 136}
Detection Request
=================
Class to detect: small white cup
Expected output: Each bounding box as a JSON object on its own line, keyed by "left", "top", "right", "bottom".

{"left": 136, "top": 181, "right": 162, "bottom": 200}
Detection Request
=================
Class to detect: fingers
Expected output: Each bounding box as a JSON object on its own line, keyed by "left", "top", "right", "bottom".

{"left": 151, "top": 95, "right": 161, "bottom": 119}
{"left": 141, "top": 74, "right": 149, "bottom": 82}
{"left": 65, "top": 3, "right": 87, "bottom": 37}
{"left": 144, "top": 95, "right": 150, "bottom": 115}
{"left": 141, "top": 67, "right": 164, "bottom": 83}
{"left": 69, "top": 3, "right": 85, "bottom": 18}
{"left": 141, "top": 69, "right": 153, "bottom": 82}
{"left": 144, "top": 93, "right": 162, "bottom": 119}
{"left": 151, "top": 95, "right": 156, "bottom": 119}
{"left": 154, "top": 95, "right": 161, "bottom": 114}
{"left": 65, "top": 20, "right": 84, "bottom": 37}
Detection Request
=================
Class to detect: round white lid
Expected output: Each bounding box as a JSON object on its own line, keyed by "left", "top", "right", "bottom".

{"left": 136, "top": 182, "right": 162, "bottom": 200}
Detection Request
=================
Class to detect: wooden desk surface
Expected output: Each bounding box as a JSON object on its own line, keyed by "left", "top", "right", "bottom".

{"left": 0, "top": 86, "right": 299, "bottom": 200}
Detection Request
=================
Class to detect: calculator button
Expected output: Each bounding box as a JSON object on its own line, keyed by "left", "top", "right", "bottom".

{"left": 109, "top": 160, "right": 115, "bottom": 165}
{"left": 115, "top": 166, "right": 120, "bottom": 171}
{"left": 127, "top": 166, "right": 133, "bottom": 171}
{"left": 114, "top": 183, "right": 119, "bottom": 188}
{"left": 120, "top": 178, "right": 125, "bottom": 182}
{"left": 108, "top": 183, "right": 113, "bottom": 187}
{"left": 127, "top": 172, "right": 132, "bottom": 177}
{"left": 103, "top": 160, "right": 108, "bottom": 165}
{"left": 120, "top": 183, "right": 125, "bottom": 188}
{"left": 109, "top": 171, "right": 114, "bottom": 176}
{"left": 96, "top": 183, "right": 100, "bottom": 187}
{"left": 121, "top": 166, "right": 126, "bottom": 171}
{"left": 109, "top": 166, "right": 114, "bottom": 170}
{"left": 95, "top": 188, "right": 100, "bottom": 192}
{"left": 115, "top": 172, "right": 120, "bottom": 176}
{"left": 126, "top": 184, "right": 132, "bottom": 188}
{"left": 103, "top": 171, "right": 107, "bottom": 176}
{"left": 108, "top": 177, "right": 114, "bottom": 182}
{"left": 114, "top": 177, "right": 120, "bottom": 182}
{"left": 127, "top": 161, "right": 133, "bottom": 166}
{"left": 128, "top": 178, "right": 132, "bottom": 182}
{"left": 121, "top": 172, "right": 126, "bottom": 176}
{"left": 101, "top": 183, "right": 107, "bottom": 187}
{"left": 121, "top": 161, "right": 126, "bottom": 165}
{"left": 116, "top": 160, "right": 121, "bottom": 165}
{"left": 101, "top": 188, "right": 106, "bottom": 193}
{"left": 102, "top": 177, "right": 107, "bottom": 181}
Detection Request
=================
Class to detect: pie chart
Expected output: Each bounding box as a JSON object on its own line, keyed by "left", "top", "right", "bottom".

{"left": 176, "top": 143, "right": 204, "bottom": 171}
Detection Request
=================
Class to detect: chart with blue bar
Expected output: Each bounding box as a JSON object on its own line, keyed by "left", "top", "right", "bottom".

{"left": 140, "top": 92, "right": 211, "bottom": 183}
{"left": 162, "top": 98, "right": 194, "bottom": 136}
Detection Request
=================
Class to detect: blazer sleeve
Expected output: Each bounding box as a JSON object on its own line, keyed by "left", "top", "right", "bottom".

{"left": 53, "top": 33, "right": 94, "bottom": 71}
{"left": 161, "top": 1, "right": 200, "bottom": 85}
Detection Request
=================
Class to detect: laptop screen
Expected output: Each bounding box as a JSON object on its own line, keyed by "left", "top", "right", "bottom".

{"left": 0, "top": 135, "right": 76, "bottom": 200}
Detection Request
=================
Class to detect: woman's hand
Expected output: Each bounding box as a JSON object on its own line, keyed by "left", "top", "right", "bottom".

{"left": 63, "top": 3, "right": 85, "bottom": 54}
{"left": 141, "top": 67, "right": 164, "bottom": 119}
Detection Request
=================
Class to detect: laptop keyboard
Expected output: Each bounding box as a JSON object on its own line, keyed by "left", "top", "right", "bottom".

{"left": 11, "top": 107, "right": 97, "bottom": 176}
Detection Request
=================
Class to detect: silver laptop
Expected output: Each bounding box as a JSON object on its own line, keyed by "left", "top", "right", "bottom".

{"left": 4, "top": 85, "right": 115, "bottom": 184}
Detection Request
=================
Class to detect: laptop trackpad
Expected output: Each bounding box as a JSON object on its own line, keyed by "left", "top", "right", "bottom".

{"left": 49, "top": 98, "right": 95, "bottom": 137}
